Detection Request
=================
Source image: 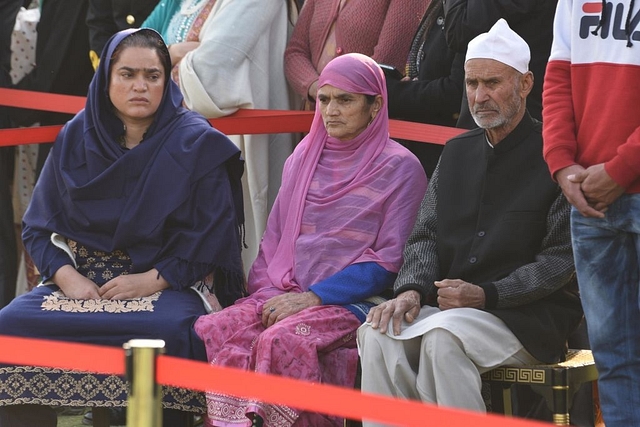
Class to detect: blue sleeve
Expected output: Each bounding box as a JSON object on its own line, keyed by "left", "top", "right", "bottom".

{"left": 309, "top": 262, "right": 396, "bottom": 305}
{"left": 155, "top": 257, "right": 213, "bottom": 291}
{"left": 21, "top": 226, "right": 73, "bottom": 284}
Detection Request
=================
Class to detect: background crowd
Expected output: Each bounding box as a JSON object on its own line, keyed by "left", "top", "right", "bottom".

{"left": 0, "top": 0, "right": 638, "bottom": 427}
{"left": 1, "top": 0, "right": 559, "bottom": 309}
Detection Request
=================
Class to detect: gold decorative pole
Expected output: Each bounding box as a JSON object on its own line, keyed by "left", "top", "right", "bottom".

{"left": 124, "top": 339, "right": 165, "bottom": 427}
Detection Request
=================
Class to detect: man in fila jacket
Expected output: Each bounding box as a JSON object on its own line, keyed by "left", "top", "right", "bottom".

{"left": 543, "top": 1, "right": 640, "bottom": 426}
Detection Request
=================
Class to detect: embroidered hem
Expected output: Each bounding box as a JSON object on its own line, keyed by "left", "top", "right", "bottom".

{"left": 205, "top": 392, "right": 298, "bottom": 427}
{"left": 0, "top": 366, "right": 205, "bottom": 412}
{"left": 41, "top": 290, "right": 161, "bottom": 313}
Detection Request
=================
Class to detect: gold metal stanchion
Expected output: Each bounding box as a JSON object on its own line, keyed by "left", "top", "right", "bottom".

{"left": 124, "top": 339, "right": 165, "bottom": 427}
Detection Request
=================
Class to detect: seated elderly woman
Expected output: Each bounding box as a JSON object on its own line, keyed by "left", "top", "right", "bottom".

{"left": 0, "top": 28, "right": 244, "bottom": 427}
{"left": 194, "top": 53, "right": 428, "bottom": 427}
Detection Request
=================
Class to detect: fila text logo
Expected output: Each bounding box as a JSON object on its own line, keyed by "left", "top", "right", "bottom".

{"left": 580, "top": 1, "right": 640, "bottom": 40}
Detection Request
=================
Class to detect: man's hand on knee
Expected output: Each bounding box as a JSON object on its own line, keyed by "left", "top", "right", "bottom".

{"left": 366, "top": 290, "right": 421, "bottom": 336}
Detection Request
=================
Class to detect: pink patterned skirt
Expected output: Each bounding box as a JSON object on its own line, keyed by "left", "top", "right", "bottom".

{"left": 193, "top": 298, "right": 361, "bottom": 427}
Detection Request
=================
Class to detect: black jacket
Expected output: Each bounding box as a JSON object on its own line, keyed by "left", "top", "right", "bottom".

{"left": 11, "top": 0, "right": 94, "bottom": 128}
{"left": 386, "top": 12, "right": 465, "bottom": 127}
{"left": 87, "top": 0, "right": 159, "bottom": 57}
{"left": 385, "top": 3, "right": 465, "bottom": 177}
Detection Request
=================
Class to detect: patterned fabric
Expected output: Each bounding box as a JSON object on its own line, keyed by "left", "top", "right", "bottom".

{"left": 183, "top": 0, "right": 215, "bottom": 43}
{"left": 0, "top": 284, "right": 207, "bottom": 358}
{"left": 0, "top": 366, "right": 205, "bottom": 413}
{"left": 41, "top": 290, "right": 160, "bottom": 313}
{"left": 165, "top": 0, "right": 208, "bottom": 44}
{"left": 169, "top": 0, "right": 216, "bottom": 82}
{"left": 68, "top": 240, "right": 133, "bottom": 285}
{"left": 10, "top": 6, "right": 39, "bottom": 86}
{"left": 196, "top": 303, "right": 361, "bottom": 426}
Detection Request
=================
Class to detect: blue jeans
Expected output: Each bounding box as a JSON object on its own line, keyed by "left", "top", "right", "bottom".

{"left": 571, "top": 194, "right": 640, "bottom": 426}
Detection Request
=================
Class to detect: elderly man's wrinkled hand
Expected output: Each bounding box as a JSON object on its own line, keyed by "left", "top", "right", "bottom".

{"left": 435, "top": 279, "right": 485, "bottom": 309}
{"left": 366, "top": 290, "right": 421, "bottom": 336}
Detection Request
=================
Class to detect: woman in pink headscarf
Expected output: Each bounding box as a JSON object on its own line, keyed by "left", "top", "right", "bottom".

{"left": 194, "top": 53, "right": 427, "bottom": 427}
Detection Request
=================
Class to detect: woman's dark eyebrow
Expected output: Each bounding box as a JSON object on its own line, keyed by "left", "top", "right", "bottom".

{"left": 117, "top": 66, "right": 162, "bottom": 73}
{"left": 317, "top": 92, "right": 354, "bottom": 100}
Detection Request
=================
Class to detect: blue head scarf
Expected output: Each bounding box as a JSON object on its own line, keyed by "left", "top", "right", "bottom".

{"left": 23, "top": 28, "right": 245, "bottom": 306}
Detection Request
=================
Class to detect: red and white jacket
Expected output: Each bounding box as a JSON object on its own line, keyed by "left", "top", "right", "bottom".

{"left": 543, "top": 0, "right": 640, "bottom": 192}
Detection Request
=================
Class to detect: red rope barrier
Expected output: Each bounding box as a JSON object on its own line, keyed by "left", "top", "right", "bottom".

{"left": 0, "top": 335, "right": 549, "bottom": 427}
{"left": 209, "top": 109, "right": 314, "bottom": 135}
{"left": 389, "top": 120, "right": 463, "bottom": 145}
{"left": 0, "top": 335, "right": 123, "bottom": 375}
{"left": 157, "top": 355, "right": 548, "bottom": 427}
{"left": 0, "top": 125, "right": 62, "bottom": 146}
{"left": 0, "top": 88, "right": 85, "bottom": 114}
{"left": 0, "top": 89, "right": 464, "bottom": 147}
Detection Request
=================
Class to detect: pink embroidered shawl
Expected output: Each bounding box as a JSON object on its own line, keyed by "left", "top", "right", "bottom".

{"left": 246, "top": 53, "right": 427, "bottom": 300}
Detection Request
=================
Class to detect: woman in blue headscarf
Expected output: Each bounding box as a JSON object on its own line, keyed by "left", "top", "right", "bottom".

{"left": 0, "top": 28, "right": 245, "bottom": 426}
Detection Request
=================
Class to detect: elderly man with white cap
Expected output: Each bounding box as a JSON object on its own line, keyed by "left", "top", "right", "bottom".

{"left": 357, "top": 19, "right": 582, "bottom": 422}
{"left": 442, "top": 0, "right": 557, "bottom": 129}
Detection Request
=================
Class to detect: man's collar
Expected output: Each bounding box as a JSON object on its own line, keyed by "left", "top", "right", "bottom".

{"left": 485, "top": 111, "right": 535, "bottom": 154}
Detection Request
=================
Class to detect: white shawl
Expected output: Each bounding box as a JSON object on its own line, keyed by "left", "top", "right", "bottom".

{"left": 178, "top": 0, "right": 299, "bottom": 272}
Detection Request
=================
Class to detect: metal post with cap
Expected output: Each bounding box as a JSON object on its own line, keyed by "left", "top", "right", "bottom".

{"left": 124, "top": 339, "right": 165, "bottom": 427}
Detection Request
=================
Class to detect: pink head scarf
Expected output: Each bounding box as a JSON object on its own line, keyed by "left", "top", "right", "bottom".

{"left": 247, "top": 53, "right": 426, "bottom": 298}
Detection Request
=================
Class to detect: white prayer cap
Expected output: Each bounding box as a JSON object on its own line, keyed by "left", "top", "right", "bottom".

{"left": 465, "top": 19, "right": 530, "bottom": 74}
